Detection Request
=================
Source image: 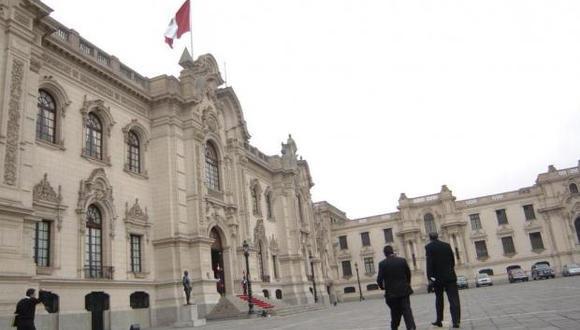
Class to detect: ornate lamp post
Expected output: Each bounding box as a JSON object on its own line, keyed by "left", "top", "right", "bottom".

{"left": 355, "top": 262, "right": 364, "bottom": 301}
{"left": 242, "top": 240, "right": 254, "bottom": 314}
{"left": 309, "top": 255, "right": 318, "bottom": 303}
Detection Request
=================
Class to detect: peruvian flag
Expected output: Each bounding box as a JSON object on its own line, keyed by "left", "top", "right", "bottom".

{"left": 164, "top": 0, "right": 190, "bottom": 48}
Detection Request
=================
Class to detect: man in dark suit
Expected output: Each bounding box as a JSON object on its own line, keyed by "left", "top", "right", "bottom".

{"left": 425, "top": 232, "right": 461, "bottom": 328}
{"left": 13, "top": 288, "right": 44, "bottom": 330}
{"left": 376, "top": 245, "right": 416, "bottom": 330}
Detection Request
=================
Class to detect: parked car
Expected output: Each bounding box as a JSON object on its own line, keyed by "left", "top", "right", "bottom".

{"left": 562, "top": 263, "right": 580, "bottom": 277}
{"left": 476, "top": 273, "right": 493, "bottom": 287}
{"left": 508, "top": 268, "right": 529, "bottom": 283}
{"left": 531, "top": 263, "right": 555, "bottom": 280}
{"left": 457, "top": 275, "right": 469, "bottom": 289}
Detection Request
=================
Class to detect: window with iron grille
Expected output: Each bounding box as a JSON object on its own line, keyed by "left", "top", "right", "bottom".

{"left": 523, "top": 204, "right": 536, "bottom": 221}
{"left": 496, "top": 209, "right": 508, "bottom": 225}
{"left": 343, "top": 286, "right": 356, "bottom": 293}
{"left": 364, "top": 257, "right": 374, "bottom": 274}
{"left": 338, "top": 235, "right": 348, "bottom": 250}
{"left": 36, "top": 90, "right": 57, "bottom": 143}
{"left": 130, "top": 235, "right": 142, "bottom": 273}
{"left": 34, "top": 220, "right": 51, "bottom": 267}
{"left": 85, "top": 113, "right": 103, "bottom": 159}
{"left": 127, "top": 131, "right": 140, "bottom": 173}
{"left": 341, "top": 261, "right": 352, "bottom": 277}
{"left": 360, "top": 232, "right": 371, "bottom": 246}
{"left": 205, "top": 143, "right": 220, "bottom": 191}
{"left": 474, "top": 240, "right": 488, "bottom": 259}
{"left": 424, "top": 213, "right": 437, "bottom": 234}
{"left": 130, "top": 291, "right": 149, "bottom": 309}
{"left": 469, "top": 213, "right": 482, "bottom": 230}
{"left": 529, "top": 232, "right": 544, "bottom": 250}
{"left": 501, "top": 236, "right": 516, "bottom": 255}
{"left": 383, "top": 228, "right": 393, "bottom": 243}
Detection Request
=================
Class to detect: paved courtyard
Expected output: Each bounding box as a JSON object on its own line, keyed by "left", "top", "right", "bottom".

{"left": 151, "top": 276, "right": 580, "bottom": 329}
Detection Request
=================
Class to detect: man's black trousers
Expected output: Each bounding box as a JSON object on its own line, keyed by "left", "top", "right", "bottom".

{"left": 434, "top": 282, "right": 461, "bottom": 325}
{"left": 385, "top": 295, "right": 416, "bottom": 330}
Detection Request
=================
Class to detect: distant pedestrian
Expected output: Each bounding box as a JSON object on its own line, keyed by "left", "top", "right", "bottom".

{"left": 182, "top": 271, "right": 192, "bottom": 305}
{"left": 376, "top": 245, "right": 416, "bottom": 330}
{"left": 425, "top": 232, "right": 461, "bottom": 328}
{"left": 13, "top": 288, "right": 44, "bottom": 330}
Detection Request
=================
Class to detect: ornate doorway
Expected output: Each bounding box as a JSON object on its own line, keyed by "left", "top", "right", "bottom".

{"left": 210, "top": 227, "right": 225, "bottom": 295}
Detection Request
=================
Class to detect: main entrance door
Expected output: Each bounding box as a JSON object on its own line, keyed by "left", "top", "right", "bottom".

{"left": 85, "top": 292, "right": 109, "bottom": 330}
{"left": 210, "top": 227, "right": 225, "bottom": 294}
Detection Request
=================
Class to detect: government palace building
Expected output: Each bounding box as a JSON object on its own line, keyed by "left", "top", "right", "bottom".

{"left": 1, "top": 1, "right": 580, "bottom": 329}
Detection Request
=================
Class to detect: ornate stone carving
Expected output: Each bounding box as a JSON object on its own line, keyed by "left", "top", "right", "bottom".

{"left": 269, "top": 235, "right": 279, "bottom": 253}
{"left": 77, "top": 168, "right": 117, "bottom": 237}
{"left": 125, "top": 199, "right": 148, "bottom": 222}
{"left": 253, "top": 219, "right": 266, "bottom": 244}
{"left": 4, "top": 59, "right": 24, "bottom": 185}
{"left": 33, "top": 173, "right": 62, "bottom": 204}
{"left": 80, "top": 96, "right": 116, "bottom": 137}
{"left": 124, "top": 198, "right": 150, "bottom": 242}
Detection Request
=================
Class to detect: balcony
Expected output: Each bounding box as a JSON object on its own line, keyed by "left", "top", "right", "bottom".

{"left": 84, "top": 266, "right": 114, "bottom": 279}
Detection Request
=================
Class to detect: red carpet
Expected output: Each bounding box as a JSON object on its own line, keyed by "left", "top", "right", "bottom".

{"left": 237, "top": 295, "right": 274, "bottom": 309}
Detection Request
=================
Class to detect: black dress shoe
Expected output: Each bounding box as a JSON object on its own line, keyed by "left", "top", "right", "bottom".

{"left": 431, "top": 321, "right": 443, "bottom": 327}
{"left": 452, "top": 324, "right": 460, "bottom": 328}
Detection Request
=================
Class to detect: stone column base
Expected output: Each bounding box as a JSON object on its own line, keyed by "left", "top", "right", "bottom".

{"left": 174, "top": 304, "right": 206, "bottom": 327}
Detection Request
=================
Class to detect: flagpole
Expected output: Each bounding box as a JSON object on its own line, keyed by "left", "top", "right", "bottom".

{"left": 189, "top": 0, "right": 194, "bottom": 59}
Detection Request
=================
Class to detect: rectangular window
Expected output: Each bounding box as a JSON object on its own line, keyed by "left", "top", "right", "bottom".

{"left": 523, "top": 204, "right": 536, "bottom": 221}
{"left": 34, "top": 220, "right": 51, "bottom": 267}
{"left": 339, "top": 235, "right": 348, "bottom": 250}
{"left": 383, "top": 228, "right": 394, "bottom": 243}
{"left": 341, "top": 260, "right": 352, "bottom": 277}
{"left": 529, "top": 232, "right": 544, "bottom": 250}
{"left": 364, "top": 257, "right": 374, "bottom": 274}
{"left": 474, "top": 240, "right": 488, "bottom": 259}
{"left": 360, "top": 232, "right": 371, "bottom": 246}
{"left": 496, "top": 209, "right": 508, "bottom": 225}
{"left": 501, "top": 236, "right": 516, "bottom": 255}
{"left": 130, "top": 235, "right": 142, "bottom": 273}
{"left": 469, "top": 213, "right": 482, "bottom": 230}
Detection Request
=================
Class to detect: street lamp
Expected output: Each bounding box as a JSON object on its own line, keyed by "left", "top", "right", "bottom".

{"left": 309, "top": 255, "right": 318, "bottom": 303}
{"left": 354, "top": 262, "right": 364, "bottom": 301}
{"left": 242, "top": 240, "right": 254, "bottom": 314}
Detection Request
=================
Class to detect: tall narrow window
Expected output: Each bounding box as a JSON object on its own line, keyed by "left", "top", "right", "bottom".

{"left": 127, "top": 131, "right": 141, "bottom": 173}
{"left": 469, "top": 213, "right": 482, "bottom": 230}
{"left": 341, "top": 261, "right": 352, "bottom": 277}
{"left": 360, "top": 232, "right": 371, "bottom": 246}
{"left": 363, "top": 257, "right": 374, "bottom": 274}
{"left": 501, "top": 236, "right": 516, "bottom": 255}
{"left": 338, "top": 235, "right": 348, "bottom": 250}
{"left": 474, "top": 240, "right": 488, "bottom": 259}
{"left": 424, "top": 213, "right": 437, "bottom": 234}
{"left": 570, "top": 183, "right": 579, "bottom": 194}
{"left": 266, "top": 192, "right": 273, "bottom": 219}
{"left": 529, "top": 232, "right": 544, "bottom": 250}
{"left": 257, "top": 241, "right": 265, "bottom": 281}
{"left": 85, "top": 205, "right": 103, "bottom": 278}
{"left": 576, "top": 218, "right": 580, "bottom": 243}
{"left": 251, "top": 186, "right": 259, "bottom": 215}
{"left": 523, "top": 205, "right": 536, "bottom": 221}
{"left": 36, "top": 90, "right": 57, "bottom": 143}
{"left": 130, "top": 234, "right": 142, "bottom": 273}
{"left": 205, "top": 143, "right": 220, "bottom": 191}
{"left": 272, "top": 255, "right": 279, "bottom": 279}
{"left": 496, "top": 209, "right": 508, "bottom": 225}
{"left": 383, "top": 228, "right": 394, "bottom": 243}
{"left": 34, "top": 220, "right": 51, "bottom": 267}
{"left": 85, "top": 113, "right": 103, "bottom": 159}
{"left": 297, "top": 195, "right": 305, "bottom": 223}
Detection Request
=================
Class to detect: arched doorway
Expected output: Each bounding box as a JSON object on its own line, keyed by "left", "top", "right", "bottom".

{"left": 575, "top": 218, "right": 580, "bottom": 243}
{"left": 210, "top": 227, "right": 225, "bottom": 295}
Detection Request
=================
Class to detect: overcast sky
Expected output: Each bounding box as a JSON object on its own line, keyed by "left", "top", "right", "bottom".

{"left": 44, "top": 0, "right": 580, "bottom": 219}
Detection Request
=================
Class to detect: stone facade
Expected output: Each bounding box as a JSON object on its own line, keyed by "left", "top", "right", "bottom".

{"left": 314, "top": 165, "right": 580, "bottom": 302}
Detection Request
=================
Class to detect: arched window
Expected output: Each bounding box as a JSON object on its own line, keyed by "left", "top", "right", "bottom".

{"left": 85, "top": 113, "right": 103, "bottom": 159}
{"left": 36, "top": 90, "right": 57, "bottom": 143}
{"left": 205, "top": 142, "right": 220, "bottom": 191}
{"left": 130, "top": 291, "right": 149, "bottom": 309}
{"left": 266, "top": 191, "right": 273, "bottom": 219}
{"left": 570, "top": 183, "right": 578, "bottom": 194}
{"left": 127, "top": 130, "right": 140, "bottom": 173}
{"left": 85, "top": 205, "right": 103, "bottom": 278}
{"left": 575, "top": 218, "right": 580, "bottom": 243}
{"left": 424, "top": 213, "right": 437, "bottom": 234}
{"left": 275, "top": 289, "right": 282, "bottom": 299}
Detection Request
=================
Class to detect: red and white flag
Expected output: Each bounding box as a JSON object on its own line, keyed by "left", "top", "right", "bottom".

{"left": 164, "top": 0, "right": 190, "bottom": 48}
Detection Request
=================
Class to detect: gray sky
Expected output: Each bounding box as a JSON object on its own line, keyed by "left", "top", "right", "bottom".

{"left": 44, "top": 0, "right": 580, "bottom": 219}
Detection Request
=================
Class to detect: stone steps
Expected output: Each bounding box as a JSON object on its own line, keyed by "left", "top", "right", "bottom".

{"left": 272, "top": 303, "right": 327, "bottom": 317}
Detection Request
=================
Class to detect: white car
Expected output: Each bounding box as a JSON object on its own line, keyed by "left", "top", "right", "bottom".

{"left": 562, "top": 263, "right": 580, "bottom": 277}
{"left": 475, "top": 273, "right": 493, "bottom": 287}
